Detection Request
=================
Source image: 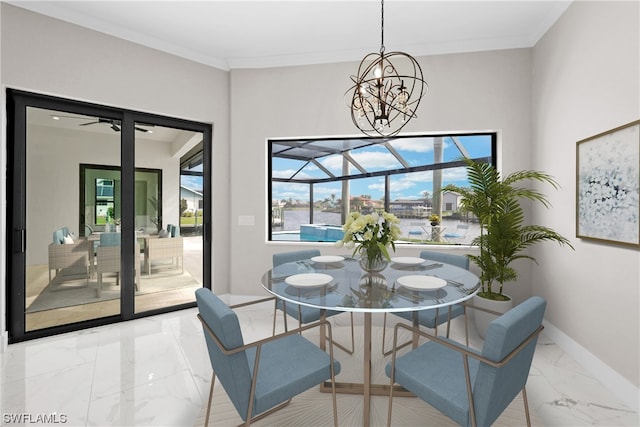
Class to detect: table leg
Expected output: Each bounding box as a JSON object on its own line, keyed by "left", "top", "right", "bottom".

{"left": 364, "top": 312, "right": 371, "bottom": 427}
{"left": 318, "top": 311, "right": 412, "bottom": 426}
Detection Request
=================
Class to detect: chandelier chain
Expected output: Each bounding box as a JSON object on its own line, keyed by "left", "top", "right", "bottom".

{"left": 380, "top": 0, "right": 385, "bottom": 54}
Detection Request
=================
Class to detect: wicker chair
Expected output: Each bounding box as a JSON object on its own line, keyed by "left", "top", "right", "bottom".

{"left": 47, "top": 228, "right": 90, "bottom": 290}
{"left": 144, "top": 236, "right": 184, "bottom": 276}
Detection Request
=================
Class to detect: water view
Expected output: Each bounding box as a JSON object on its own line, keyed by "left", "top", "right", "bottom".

{"left": 272, "top": 209, "right": 479, "bottom": 245}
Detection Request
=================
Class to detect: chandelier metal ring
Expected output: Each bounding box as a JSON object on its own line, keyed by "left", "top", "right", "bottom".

{"left": 347, "top": 0, "right": 428, "bottom": 137}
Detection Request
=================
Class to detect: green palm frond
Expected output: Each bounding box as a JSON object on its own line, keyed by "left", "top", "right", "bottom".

{"left": 447, "top": 159, "right": 574, "bottom": 298}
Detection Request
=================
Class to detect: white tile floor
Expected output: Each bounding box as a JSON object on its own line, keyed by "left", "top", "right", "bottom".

{"left": 1, "top": 296, "right": 638, "bottom": 426}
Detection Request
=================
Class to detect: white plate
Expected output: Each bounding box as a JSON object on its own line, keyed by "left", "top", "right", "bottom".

{"left": 397, "top": 275, "right": 447, "bottom": 291}
{"left": 311, "top": 255, "right": 345, "bottom": 263}
{"left": 285, "top": 273, "right": 333, "bottom": 288}
{"left": 391, "top": 257, "right": 425, "bottom": 265}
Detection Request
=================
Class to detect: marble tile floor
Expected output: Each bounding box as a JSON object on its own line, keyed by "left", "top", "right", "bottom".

{"left": 1, "top": 295, "right": 638, "bottom": 426}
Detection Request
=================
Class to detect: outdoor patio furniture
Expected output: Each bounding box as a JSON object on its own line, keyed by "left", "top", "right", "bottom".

{"left": 144, "top": 236, "right": 184, "bottom": 276}
{"left": 47, "top": 227, "right": 90, "bottom": 290}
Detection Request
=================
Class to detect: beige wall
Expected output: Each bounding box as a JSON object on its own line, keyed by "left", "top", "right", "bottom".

{"left": 532, "top": 0, "right": 640, "bottom": 393}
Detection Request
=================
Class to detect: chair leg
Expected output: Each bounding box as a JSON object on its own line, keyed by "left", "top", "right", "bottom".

{"left": 522, "top": 386, "right": 532, "bottom": 427}
{"left": 272, "top": 300, "right": 289, "bottom": 335}
{"left": 246, "top": 401, "right": 293, "bottom": 426}
{"left": 276, "top": 303, "right": 354, "bottom": 354}
{"left": 382, "top": 313, "right": 390, "bottom": 355}
{"left": 205, "top": 372, "right": 215, "bottom": 426}
{"left": 96, "top": 273, "right": 102, "bottom": 298}
{"left": 382, "top": 313, "right": 417, "bottom": 357}
{"left": 464, "top": 306, "right": 469, "bottom": 346}
{"left": 272, "top": 300, "right": 278, "bottom": 336}
{"left": 326, "top": 312, "right": 355, "bottom": 355}
{"left": 463, "top": 306, "right": 470, "bottom": 347}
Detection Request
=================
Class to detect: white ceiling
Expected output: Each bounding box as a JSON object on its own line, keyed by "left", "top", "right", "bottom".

{"left": 7, "top": 0, "right": 572, "bottom": 70}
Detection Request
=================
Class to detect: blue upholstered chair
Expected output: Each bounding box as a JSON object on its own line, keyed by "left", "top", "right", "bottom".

{"left": 382, "top": 250, "right": 470, "bottom": 355}
{"left": 166, "top": 224, "right": 180, "bottom": 238}
{"left": 52, "top": 227, "right": 71, "bottom": 244}
{"left": 385, "top": 296, "right": 546, "bottom": 427}
{"left": 272, "top": 249, "right": 355, "bottom": 354}
{"left": 196, "top": 288, "right": 341, "bottom": 426}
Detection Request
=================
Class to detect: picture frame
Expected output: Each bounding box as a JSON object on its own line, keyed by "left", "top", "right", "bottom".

{"left": 576, "top": 119, "right": 640, "bottom": 247}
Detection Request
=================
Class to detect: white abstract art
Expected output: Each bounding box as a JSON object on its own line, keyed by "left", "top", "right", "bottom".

{"left": 577, "top": 120, "right": 640, "bottom": 246}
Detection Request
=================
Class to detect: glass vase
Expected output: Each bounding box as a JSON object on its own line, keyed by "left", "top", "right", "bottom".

{"left": 359, "top": 248, "right": 388, "bottom": 273}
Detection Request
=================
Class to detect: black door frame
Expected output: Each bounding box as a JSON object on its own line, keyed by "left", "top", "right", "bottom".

{"left": 6, "top": 89, "right": 212, "bottom": 343}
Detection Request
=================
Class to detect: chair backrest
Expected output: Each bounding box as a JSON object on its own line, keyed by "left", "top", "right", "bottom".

{"left": 195, "top": 288, "right": 253, "bottom": 419}
{"left": 472, "top": 296, "right": 547, "bottom": 426}
{"left": 419, "top": 250, "right": 470, "bottom": 270}
{"left": 52, "top": 227, "right": 71, "bottom": 244}
{"left": 272, "top": 249, "right": 321, "bottom": 267}
{"left": 100, "top": 232, "right": 121, "bottom": 247}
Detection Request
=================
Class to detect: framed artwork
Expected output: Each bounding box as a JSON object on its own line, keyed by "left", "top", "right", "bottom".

{"left": 576, "top": 120, "right": 640, "bottom": 247}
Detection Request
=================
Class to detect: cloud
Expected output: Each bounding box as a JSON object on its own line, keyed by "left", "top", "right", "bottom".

{"left": 272, "top": 168, "right": 313, "bottom": 179}
{"left": 390, "top": 137, "right": 435, "bottom": 153}
{"left": 272, "top": 182, "right": 309, "bottom": 200}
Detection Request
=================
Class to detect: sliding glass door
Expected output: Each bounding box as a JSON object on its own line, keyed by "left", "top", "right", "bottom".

{"left": 133, "top": 123, "right": 205, "bottom": 314}
{"left": 7, "top": 90, "right": 211, "bottom": 342}
{"left": 23, "top": 108, "right": 123, "bottom": 331}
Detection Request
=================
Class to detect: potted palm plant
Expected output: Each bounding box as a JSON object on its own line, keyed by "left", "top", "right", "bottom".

{"left": 442, "top": 159, "right": 573, "bottom": 337}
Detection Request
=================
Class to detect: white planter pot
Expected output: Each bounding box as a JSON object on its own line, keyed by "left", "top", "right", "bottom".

{"left": 473, "top": 294, "right": 513, "bottom": 339}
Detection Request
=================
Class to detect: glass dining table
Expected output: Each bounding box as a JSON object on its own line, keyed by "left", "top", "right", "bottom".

{"left": 261, "top": 254, "right": 480, "bottom": 426}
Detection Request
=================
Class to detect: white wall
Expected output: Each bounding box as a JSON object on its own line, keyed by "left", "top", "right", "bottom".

{"left": 532, "top": 0, "right": 640, "bottom": 397}
{"left": 0, "top": 2, "right": 232, "bottom": 323}
{"left": 229, "top": 49, "right": 533, "bottom": 300}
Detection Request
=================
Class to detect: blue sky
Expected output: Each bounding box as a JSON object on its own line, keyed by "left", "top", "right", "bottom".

{"left": 272, "top": 134, "right": 493, "bottom": 203}
{"left": 181, "top": 175, "right": 203, "bottom": 193}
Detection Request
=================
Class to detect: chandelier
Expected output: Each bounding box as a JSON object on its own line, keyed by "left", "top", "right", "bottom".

{"left": 348, "top": 0, "right": 428, "bottom": 137}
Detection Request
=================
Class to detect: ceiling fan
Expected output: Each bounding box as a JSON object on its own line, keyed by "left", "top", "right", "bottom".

{"left": 50, "top": 114, "right": 153, "bottom": 133}
{"left": 79, "top": 118, "right": 153, "bottom": 133}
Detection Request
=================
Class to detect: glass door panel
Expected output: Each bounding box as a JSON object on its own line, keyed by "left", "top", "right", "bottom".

{"left": 134, "top": 123, "right": 203, "bottom": 313}
{"left": 25, "top": 107, "right": 122, "bottom": 331}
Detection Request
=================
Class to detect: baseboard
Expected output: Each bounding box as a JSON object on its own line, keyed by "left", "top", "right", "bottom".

{"left": 543, "top": 319, "right": 639, "bottom": 412}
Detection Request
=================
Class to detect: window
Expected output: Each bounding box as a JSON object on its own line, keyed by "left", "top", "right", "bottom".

{"left": 268, "top": 132, "right": 496, "bottom": 245}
